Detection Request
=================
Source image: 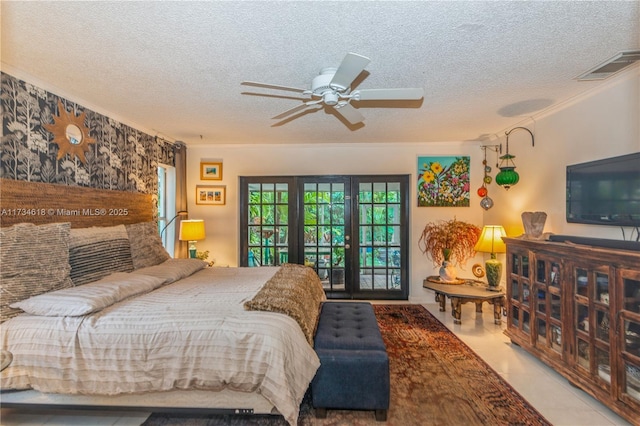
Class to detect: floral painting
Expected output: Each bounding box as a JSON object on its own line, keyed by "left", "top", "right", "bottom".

{"left": 417, "top": 156, "right": 470, "bottom": 207}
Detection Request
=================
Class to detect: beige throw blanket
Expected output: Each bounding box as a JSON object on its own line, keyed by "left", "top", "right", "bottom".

{"left": 244, "top": 263, "right": 327, "bottom": 344}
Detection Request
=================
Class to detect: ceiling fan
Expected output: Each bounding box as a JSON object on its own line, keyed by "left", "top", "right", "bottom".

{"left": 241, "top": 52, "right": 424, "bottom": 126}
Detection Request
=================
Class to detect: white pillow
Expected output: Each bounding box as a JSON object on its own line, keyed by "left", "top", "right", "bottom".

{"left": 131, "top": 258, "right": 207, "bottom": 284}
{"left": 10, "top": 272, "right": 165, "bottom": 317}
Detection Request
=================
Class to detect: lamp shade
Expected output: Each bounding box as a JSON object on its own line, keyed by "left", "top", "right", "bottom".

{"left": 474, "top": 225, "right": 507, "bottom": 254}
{"left": 179, "top": 220, "right": 206, "bottom": 241}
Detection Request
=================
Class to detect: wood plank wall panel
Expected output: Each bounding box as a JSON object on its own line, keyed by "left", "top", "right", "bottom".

{"left": 0, "top": 179, "right": 153, "bottom": 228}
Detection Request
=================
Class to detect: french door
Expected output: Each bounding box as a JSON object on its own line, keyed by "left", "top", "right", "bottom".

{"left": 239, "top": 175, "right": 409, "bottom": 300}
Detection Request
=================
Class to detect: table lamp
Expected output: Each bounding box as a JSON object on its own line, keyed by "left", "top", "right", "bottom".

{"left": 474, "top": 225, "right": 507, "bottom": 290}
{"left": 179, "top": 219, "right": 206, "bottom": 258}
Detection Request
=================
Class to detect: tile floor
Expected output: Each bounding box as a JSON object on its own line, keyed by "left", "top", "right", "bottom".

{"left": 422, "top": 299, "right": 631, "bottom": 426}
{"left": 0, "top": 300, "right": 633, "bottom": 425}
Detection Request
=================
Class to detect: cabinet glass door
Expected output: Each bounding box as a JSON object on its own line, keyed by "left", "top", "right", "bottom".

{"left": 620, "top": 270, "right": 640, "bottom": 405}
{"left": 507, "top": 248, "right": 531, "bottom": 340}
{"left": 573, "top": 264, "right": 612, "bottom": 387}
{"left": 535, "top": 255, "right": 563, "bottom": 356}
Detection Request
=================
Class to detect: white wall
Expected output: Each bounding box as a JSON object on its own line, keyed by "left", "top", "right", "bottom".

{"left": 483, "top": 68, "right": 640, "bottom": 240}
{"left": 187, "top": 142, "right": 486, "bottom": 303}
{"left": 187, "top": 67, "right": 639, "bottom": 303}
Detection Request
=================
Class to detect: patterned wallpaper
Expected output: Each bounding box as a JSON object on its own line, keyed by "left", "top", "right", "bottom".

{"left": 0, "top": 72, "right": 175, "bottom": 195}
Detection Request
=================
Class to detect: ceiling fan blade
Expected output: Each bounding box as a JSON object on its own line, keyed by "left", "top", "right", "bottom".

{"left": 355, "top": 88, "right": 424, "bottom": 101}
{"left": 334, "top": 103, "right": 365, "bottom": 125}
{"left": 272, "top": 100, "right": 322, "bottom": 120}
{"left": 241, "top": 81, "right": 307, "bottom": 93}
{"left": 271, "top": 105, "right": 323, "bottom": 127}
{"left": 330, "top": 53, "right": 371, "bottom": 90}
{"left": 241, "top": 92, "right": 308, "bottom": 101}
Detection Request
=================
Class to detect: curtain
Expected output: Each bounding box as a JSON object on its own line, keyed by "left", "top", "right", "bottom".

{"left": 173, "top": 141, "right": 188, "bottom": 258}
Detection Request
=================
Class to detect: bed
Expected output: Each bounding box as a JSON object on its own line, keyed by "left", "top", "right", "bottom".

{"left": 0, "top": 180, "right": 325, "bottom": 426}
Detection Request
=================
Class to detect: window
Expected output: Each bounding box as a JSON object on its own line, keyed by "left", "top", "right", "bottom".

{"left": 157, "top": 164, "right": 176, "bottom": 256}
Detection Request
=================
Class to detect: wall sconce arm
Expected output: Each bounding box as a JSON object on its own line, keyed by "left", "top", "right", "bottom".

{"left": 505, "top": 126, "right": 535, "bottom": 148}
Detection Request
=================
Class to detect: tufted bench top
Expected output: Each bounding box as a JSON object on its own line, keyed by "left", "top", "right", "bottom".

{"left": 314, "top": 302, "right": 385, "bottom": 351}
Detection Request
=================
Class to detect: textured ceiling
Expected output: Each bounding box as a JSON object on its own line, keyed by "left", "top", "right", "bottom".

{"left": 2, "top": 1, "right": 639, "bottom": 146}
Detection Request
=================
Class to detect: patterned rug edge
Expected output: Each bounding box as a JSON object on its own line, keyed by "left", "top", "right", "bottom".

{"left": 374, "top": 303, "right": 552, "bottom": 425}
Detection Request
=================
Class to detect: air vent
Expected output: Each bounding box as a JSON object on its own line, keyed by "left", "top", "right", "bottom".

{"left": 576, "top": 50, "right": 640, "bottom": 81}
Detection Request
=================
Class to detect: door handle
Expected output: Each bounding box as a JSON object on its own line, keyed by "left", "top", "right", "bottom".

{"left": 344, "top": 244, "right": 351, "bottom": 249}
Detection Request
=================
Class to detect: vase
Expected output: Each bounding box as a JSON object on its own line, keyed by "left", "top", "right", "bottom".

{"left": 439, "top": 261, "right": 457, "bottom": 282}
{"left": 521, "top": 211, "right": 547, "bottom": 239}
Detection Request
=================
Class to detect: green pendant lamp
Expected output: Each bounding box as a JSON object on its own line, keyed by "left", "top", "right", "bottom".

{"left": 495, "top": 154, "right": 520, "bottom": 190}
{"left": 496, "top": 127, "right": 535, "bottom": 190}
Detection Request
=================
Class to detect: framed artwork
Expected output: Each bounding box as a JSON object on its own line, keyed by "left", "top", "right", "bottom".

{"left": 196, "top": 185, "right": 226, "bottom": 205}
{"left": 200, "top": 161, "right": 223, "bottom": 180}
{"left": 417, "top": 156, "right": 470, "bottom": 207}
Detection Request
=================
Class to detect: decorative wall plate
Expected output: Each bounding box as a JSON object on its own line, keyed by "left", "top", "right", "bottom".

{"left": 472, "top": 263, "right": 486, "bottom": 278}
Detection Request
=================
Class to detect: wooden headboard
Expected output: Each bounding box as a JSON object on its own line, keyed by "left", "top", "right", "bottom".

{"left": 0, "top": 179, "right": 153, "bottom": 228}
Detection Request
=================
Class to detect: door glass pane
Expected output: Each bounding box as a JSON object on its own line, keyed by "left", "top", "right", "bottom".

{"left": 577, "top": 338, "right": 589, "bottom": 369}
{"left": 247, "top": 182, "right": 289, "bottom": 267}
{"left": 551, "top": 325, "right": 562, "bottom": 351}
{"left": 523, "top": 310, "right": 530, "bottom": 333}
{"left": 598, "top": 349, "right": 611, "bottom": 384}
{"left": 537, "top": 318, "right": 546, "bottom": 344}
{"left": 511, "top": 279, "right": 520, "bottom": 301}
{"left": 596, "top": 273, "right": 609, "bottom": 305}
{"left": 522, "top": 255, "right": 529, "bottom": 278}
{"left": 551, "top": 262, "right": 561, "bottom": 287}
{"left": 536, "top": 260, "right": 546, "bottom": 283}
{"left": 576, "top": 268, "right": 588, "bottom": 297}
{"left": 596, "top": 310, "right": 610, "bottom": 342}
{"left": 624, "top": 319, "right": 640, "bottom": 357}
{"left": 551, "top": 294, "right": 561, "bottom": 320}
{"left": 261, "top": 205, "right": 274, "bottom": 224}
{"left": 537, "top": 289, "right": 547, "bottom": 313}
{"left": 624, "top": 277, "right": 640, "bottom": 313}
{"left": 577, "top": 304, "right": 588, "bottom": 332}
{"left": 624, "top": 362, "right": 640, "bottom": 401}
{"left": 359, "top": 183, "right": 372, "bottom": 203}
{"left": 511, "top": 306, "right": 519, "bottom": 327}
{"left": 373, "top": 182, "right": 387, "bottom": 203}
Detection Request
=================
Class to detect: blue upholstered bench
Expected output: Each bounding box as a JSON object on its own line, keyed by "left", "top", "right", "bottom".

{"left": 311, "top": 302, "right": 390, "bottom": 421}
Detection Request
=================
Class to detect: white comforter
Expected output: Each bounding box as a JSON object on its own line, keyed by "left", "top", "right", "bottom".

{"left": 0, "top": 265, "right": 320, "bottom": 425}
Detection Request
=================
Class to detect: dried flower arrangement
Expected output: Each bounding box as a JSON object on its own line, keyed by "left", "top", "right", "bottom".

{"left": 418, "top": 218, "right": 481, "bottom": 267}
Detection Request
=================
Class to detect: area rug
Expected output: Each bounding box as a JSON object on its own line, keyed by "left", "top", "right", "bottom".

{"left": 143, "top": 304, "right": 551, "bottom": 426}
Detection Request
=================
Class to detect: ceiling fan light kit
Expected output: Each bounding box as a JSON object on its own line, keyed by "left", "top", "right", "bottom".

{"left": 241, "top": 52, "right": 424, "bottom": 126}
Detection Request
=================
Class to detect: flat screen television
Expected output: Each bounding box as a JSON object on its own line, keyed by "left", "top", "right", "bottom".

{"left": 566, "top": 152, "right": 640, "bottom": 226}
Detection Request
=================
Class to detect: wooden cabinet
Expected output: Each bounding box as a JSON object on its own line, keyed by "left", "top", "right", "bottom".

{"left": 504, "top": 237, "right": 640, "bottom": 424}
